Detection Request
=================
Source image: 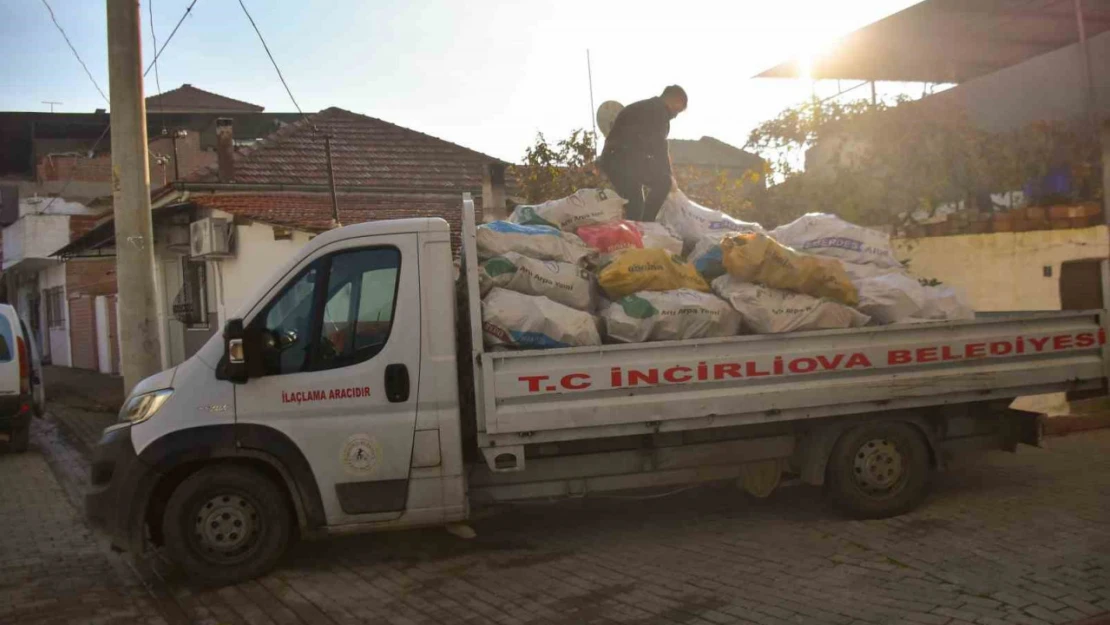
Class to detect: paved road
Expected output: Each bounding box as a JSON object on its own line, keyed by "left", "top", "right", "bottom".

{"left": 5, "top": 415, "right": 1110, "bottom": 625}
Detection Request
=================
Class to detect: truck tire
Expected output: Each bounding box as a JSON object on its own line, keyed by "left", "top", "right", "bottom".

{"left": 162, "top": 465, "right": 292, "bottom": 586}
{"left": 825, "top": 422, "right": 930, "bottom": 519}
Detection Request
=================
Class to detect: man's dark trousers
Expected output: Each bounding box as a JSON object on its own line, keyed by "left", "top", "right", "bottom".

{"left": 601, "top": 155, "right": 670, "bottom": 222}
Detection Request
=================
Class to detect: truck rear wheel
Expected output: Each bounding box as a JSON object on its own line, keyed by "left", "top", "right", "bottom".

{"left": 162, "top": 465, "right": 291, "bottom": 585}
{"left": 826, "top": 422, "right": 930, "bottom": 519}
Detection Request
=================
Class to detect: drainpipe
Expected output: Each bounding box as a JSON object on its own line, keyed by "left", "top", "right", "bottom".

{"left": 1074, "top": 0, "right": 1097, "bottom": 130}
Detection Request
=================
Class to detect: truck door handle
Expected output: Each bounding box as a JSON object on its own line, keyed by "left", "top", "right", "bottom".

{"left": 384, "top": 364, "right": 410, "bottom": 403}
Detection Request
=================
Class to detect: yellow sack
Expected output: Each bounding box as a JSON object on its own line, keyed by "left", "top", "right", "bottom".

{"left": 720, "top": 233, "right": 859, "bottom": 306}
{"left": 598, "top": 248, "right": 709, "bottom": 299}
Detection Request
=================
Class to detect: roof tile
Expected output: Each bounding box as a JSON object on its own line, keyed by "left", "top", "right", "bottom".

{"left": 146, "top": 84, "right": 265, "bottom": 113}
{"left": 188, "top": 108, "right": 504, "bottom": 192}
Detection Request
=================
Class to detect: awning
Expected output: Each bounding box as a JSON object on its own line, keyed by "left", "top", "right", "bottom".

{"left": 755, "top": 0, "right": 1110, "bottom": 83}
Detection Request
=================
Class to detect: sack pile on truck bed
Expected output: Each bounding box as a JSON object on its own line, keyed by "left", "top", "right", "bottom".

{"left": 474, "top": 188, "right": 973, "bottom": 350}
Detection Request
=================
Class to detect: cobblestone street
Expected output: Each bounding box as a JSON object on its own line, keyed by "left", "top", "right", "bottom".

{"left": 5, "top": 414, "right": 1110, "bottom": 625}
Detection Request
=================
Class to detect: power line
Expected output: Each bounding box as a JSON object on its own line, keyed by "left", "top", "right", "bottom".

{"left": 143, "top": 0, "right": 200, "bottom": 77}
{"left": 148, "top": 0, "right": 167, "bottom": 133}
{"left": 40, "top": 0, "right": 108, "bottom": 103}
{"left": 237, "top": 0, "right": 310, "bottom": 124}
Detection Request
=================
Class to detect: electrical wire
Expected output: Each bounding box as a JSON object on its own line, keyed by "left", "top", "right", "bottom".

{"left": 148, "top": 0, "right": 167, "bottom": 135}
{"left": 40, "top": 0, "right": 108, "bottom": 103}
{"left": 237, "top": 0, "right": 311, "bottom": 125}
{"left": 143, "top": 0, "right": 200, "bottom": 77}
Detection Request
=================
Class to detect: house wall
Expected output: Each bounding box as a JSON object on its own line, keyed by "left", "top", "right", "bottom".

{"left": 894, "top": 226, "right": 1110, "bottom": 311}
{"left": 217, "top": 222, "right": 315, "bottom": 325}
{"left": 95, "top": 296, "right": 112, "bottom": 374}
{"left": 1, "top": 214, "right": 70, "bottom": 270}
{"left": 148, "top": 132, "right": 217, "bottom": 186}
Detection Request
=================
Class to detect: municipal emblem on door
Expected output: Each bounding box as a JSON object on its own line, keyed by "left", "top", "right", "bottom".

{"left": 341, "top": 434, "right": 381, "bottom": 476}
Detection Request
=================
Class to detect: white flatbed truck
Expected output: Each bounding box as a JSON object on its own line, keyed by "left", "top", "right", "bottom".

{"left": 87, "top": 196, "right": 1110, "bottom": 584}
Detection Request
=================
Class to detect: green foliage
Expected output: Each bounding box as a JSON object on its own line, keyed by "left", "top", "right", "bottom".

{"left": 509, "top": 130, "right": 604, "bottom": 204}
{"left": 746, "top": 97, "right": 1103, "bottom": 229}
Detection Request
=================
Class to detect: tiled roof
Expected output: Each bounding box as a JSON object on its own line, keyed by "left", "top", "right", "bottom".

{"left": 188, "top": 107, "right": 504, "bottom": 191}
{"left": 188, "top": 191, "right": 479, "bottom": 251}
{"left": 669, "top": 136, "right": 764, "bottom": 171}
{"left": 146, "top": 84, "right": 265, "bottom": 113}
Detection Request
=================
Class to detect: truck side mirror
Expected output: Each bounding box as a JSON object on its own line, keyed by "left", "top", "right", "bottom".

{"left": 220, "top": 318, "right": 249, "bottom": 384}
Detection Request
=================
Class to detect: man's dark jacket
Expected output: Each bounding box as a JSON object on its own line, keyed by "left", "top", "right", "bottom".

{"left": 599, "top": 96, "right": 673, "bottom": 175}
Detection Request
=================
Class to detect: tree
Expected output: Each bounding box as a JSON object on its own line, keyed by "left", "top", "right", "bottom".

{"left": 746, "top": 97, "right": 1103, "bottom": 229}
{"left": 509, "top": 130, "right": 604, "bottom": 204}
{"left": 510, "top": 130, "right": 764, "bottom": 221}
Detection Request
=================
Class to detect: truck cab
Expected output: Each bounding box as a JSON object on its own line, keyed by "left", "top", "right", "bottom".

{"left": 87, "top": 216, "right": 468, "bottom": 584}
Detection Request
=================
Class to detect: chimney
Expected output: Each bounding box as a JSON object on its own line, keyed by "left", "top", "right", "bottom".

{"left": 216, "top": 118, "right": 234, "bottom": 183}
{"left": 481, "top": 162, "right": 507, "bottom": 220}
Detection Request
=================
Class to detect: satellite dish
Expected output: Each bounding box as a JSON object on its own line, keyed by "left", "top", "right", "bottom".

{"left": 596, "top": 101, "right": 624, "bottom": 138}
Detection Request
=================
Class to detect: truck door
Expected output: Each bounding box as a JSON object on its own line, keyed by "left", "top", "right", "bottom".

{"left": 233, "top": 234, "right": 420, "bottom": 525}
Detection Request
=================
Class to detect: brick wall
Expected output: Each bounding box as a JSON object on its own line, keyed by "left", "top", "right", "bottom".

{"left": 36, "top": 131, "right": 216, "bottom": 187}
{"left": 66, "top": 258, "right": 117, "bottom": 298}
{"left": 68, "top": 295, "right": 98, "bottom": 371}
{"left": 37, "top": 154, "right": 113, "bottom": 183}
{"left": 149, "top": 132, "right": 218, "bottom": 186}
{"left": 899, "top": 202, "right": 1104, "bottom": 238}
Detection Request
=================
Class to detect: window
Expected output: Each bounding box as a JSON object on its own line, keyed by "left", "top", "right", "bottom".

{"left": 256, "top": 265, "right": 319, "bottom": 376}
{"left": 45, "top": 287, "right": 65, "bottom": 330}
{"left": 316, "top": 248, "right": 400, "bottom": 370}
{"left": 249, "top": 246, "right": 401, "bottom": 377}
{"left": 173, "top": 259, "right": 209, "bottom": 328}
{"left": 0, "top": 315, "right": 12, "bottom": 362}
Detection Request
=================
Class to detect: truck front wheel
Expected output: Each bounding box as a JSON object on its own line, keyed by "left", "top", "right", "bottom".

{"left": 162, "top": 465, "right": 292, "bottom": 585}
{"left": 825, "top": 422, "right": 930, "bottom": 519}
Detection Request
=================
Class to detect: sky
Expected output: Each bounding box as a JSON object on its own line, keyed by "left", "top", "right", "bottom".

{"left": 2, "top": 0, "right": 922, "bottom": 162}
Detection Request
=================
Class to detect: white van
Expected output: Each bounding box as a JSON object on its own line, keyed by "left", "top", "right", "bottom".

{"left": 86, "top": 197, "right": 1108, "bottom": 585}
{"left": 0, "top": 303, "right": 44, "bottom": 452}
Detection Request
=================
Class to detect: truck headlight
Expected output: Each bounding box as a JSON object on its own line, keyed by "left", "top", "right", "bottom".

{"left": 119, "top": 389, "right": 174, "bottom": 424}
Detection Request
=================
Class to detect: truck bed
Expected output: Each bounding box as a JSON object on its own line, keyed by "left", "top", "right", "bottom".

{"left": 459, "top": 198, "right": 1109, "bottom": 449}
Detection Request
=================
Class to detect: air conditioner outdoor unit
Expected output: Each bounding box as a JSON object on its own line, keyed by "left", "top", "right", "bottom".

{"left": 189, "top": 217, "right": 232, "bottom": 258}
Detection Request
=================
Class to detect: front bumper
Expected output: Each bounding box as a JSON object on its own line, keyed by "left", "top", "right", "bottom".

{"left": 86, "top": 424, "right": 157, "bottom": 553}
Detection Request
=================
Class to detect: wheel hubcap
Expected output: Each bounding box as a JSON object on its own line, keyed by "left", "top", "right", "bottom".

{"left": 852, "top": 438, "right": 905, "bottom": 493}
{"left": 194, "top": 494, "right": 259, "bottom": 558}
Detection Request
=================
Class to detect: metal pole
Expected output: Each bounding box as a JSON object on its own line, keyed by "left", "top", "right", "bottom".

{"left": 870, "top": 80, "right": 877, "bottom": 106}
{"left": 587, "top": 50, "right": 597, "bottom": 145}
{"left": 171, "top": 132, "right": 180, "bottom": 181}
{"left": 107, "top": 0, "right": 163, "bottom": 392}
{"left": 1074, "top": 0, "right": 1097, "bottom": 129}
{"left": 324, "top": 135, "right": 340, "bottom": 227}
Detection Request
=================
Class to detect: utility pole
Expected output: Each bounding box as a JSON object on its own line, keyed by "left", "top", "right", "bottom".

{"left": 107, "top": 0, "right": 163, "bottom": 392}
